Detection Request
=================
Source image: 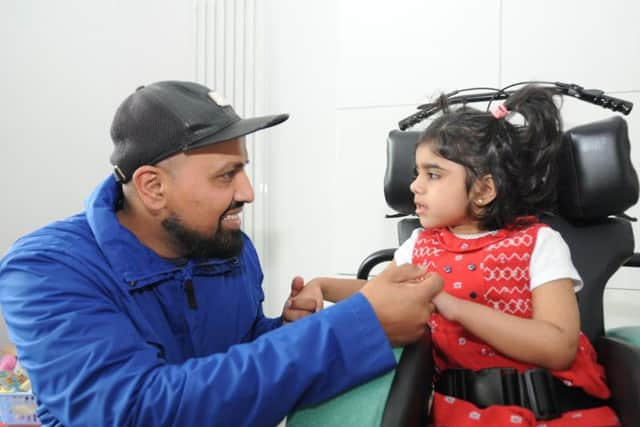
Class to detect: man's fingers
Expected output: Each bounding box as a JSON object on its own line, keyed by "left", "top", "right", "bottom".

{"left": 283, "top": 297, "right": 318, "bottom": 323}
{"left": 284, "top": 308, "right": 314, "bottom": 322}
{"left": 386, "top": 263, "right": 427, "bottom": 283}
{"left": 417, "top": 272, "right": 444, "bottom": 300}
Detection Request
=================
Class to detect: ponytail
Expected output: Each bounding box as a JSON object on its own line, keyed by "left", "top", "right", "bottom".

{"left": 504, "top": 85, "right": 563, "bottom": 213}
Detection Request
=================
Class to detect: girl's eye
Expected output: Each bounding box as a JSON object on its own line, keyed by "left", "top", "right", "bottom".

{"left": 427, "top": 172, "right": 441, "bottom": 180}
{"left": 412, "top": 167, "right": 418, "bottom": 178}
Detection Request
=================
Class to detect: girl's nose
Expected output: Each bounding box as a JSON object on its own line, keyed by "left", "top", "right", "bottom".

{"left": 409, "top": 177, "right": 422, "bottom": 194}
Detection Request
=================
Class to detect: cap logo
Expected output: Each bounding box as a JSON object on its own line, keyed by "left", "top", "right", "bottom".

{"left": 208, "top": 91, "right": 230, "bottom": 107}
{"left": 113, "top": 165, "right": 127, "bottom": 182}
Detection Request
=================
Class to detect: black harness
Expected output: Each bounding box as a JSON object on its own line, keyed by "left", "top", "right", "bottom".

{"left": 434, "top": 367, "right": 608, "bottom": 420}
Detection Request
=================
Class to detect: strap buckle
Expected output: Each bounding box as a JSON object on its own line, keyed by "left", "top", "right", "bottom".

{"left": 435, "top": 367, "right": 562, "bottom": 420}
{"left": 438, "top": 368, "right": 527, "bottom": 409}
{"left": 523, "top": 368, "right": 560, "bottom": 420}
{"left": 437, "top": 368, "right": 472, "bottom": 400}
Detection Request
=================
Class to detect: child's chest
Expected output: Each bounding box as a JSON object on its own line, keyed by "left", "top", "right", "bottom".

{"left": 412, "top": 230, "right": 536, "bottom": 317}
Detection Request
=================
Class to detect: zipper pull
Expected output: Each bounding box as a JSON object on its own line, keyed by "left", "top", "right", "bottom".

{"left": 184, "top": 278, "right": 198, "bottom": 309}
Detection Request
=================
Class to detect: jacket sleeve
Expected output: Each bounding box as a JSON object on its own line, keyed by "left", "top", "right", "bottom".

{"left": 251, "top": 305, "right": 284, "bottom": 338}
{"left": 0, "top": 251, "right": 395, "bottom": 427}
{"left": 240, "top": 235, "right": 285, "bottom": 338}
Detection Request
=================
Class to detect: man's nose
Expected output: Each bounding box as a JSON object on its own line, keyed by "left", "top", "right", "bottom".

{"left": 234, "top": 171, "right": 255, "bottom": 203}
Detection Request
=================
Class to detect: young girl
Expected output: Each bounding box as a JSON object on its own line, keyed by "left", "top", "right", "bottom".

{"left": 297, "top": 85, "right": 620, "bottom": 426}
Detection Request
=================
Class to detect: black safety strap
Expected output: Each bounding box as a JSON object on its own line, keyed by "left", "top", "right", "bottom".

{"left": 434, "top": 367, "right": 608, "bottom": 420}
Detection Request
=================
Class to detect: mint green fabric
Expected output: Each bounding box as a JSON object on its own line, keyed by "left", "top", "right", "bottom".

{"left": 607, "top": 326, "right": 640, "bottom": 347}
{"left": 286, "top": 348, "right": 403, "bottom": 427}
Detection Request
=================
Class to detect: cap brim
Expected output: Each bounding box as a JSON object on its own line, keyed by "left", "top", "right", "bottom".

{"left": 187, "top": 113, "right": 289, "bottom": 151}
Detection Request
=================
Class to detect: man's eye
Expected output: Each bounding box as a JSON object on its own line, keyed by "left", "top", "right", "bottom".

{"left": 219, "top": 171, "right": 235, "bottom": 181}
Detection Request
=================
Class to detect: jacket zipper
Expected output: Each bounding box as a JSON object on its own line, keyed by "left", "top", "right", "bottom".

{"left": 184, "top": 278, "right": 198, "bottom": 309}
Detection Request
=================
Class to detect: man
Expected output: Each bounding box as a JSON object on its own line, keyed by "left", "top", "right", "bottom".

{"left": 0, "top": 81, "right": 442, "bottom": 426}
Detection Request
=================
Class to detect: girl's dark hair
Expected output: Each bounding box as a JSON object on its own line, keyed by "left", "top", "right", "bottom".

{"left": 418, "top": 85, "right": 563, "bottom": 230}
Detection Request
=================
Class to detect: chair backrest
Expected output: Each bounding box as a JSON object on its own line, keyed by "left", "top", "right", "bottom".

{"left": 383, "top": 116, "right": 639, "bottom": 342}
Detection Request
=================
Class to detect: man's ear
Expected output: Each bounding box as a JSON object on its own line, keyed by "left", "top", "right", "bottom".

{"left": 472, "top": 174, "right": 496, "bottom": 208}
{"left": 130, "top": 166, "right": 168, "bottom": 211}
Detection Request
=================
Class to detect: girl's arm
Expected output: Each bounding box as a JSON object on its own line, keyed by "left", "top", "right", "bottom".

{"left": 309, "top": 277, "right": 366, "bottom": 302}
{"left": 433, "top": 278, "right": 580, "bottom": 370}
{"left": 297, "top": 262, "right": 400, "bottom": 303}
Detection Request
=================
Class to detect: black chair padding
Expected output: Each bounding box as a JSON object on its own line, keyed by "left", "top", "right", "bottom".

{"left": 384, "top": 130, "right": 421, "bottom": 215}
{"left": 541, "top": 215, "right": 634, "bottom": 342}
{"left": 397, "top": 218, "right": 421, "bottom": 246}
{"left": 596, "top": 336, "right": 640, "bottom": 427}
{"left": 558, "top": 116, "right": 639, "bottom": 220}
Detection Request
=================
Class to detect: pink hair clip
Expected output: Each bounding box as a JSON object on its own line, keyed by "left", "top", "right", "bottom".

{"left": 491, "top": 103, "right": 510, "bottom": 120}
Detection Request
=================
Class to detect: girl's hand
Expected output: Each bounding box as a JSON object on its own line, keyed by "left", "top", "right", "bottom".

{"left": 432, "top": 291, "right": 459, "bottom": 321}
{"left": 282, "top": 276, "right": 324, "bottom": 324}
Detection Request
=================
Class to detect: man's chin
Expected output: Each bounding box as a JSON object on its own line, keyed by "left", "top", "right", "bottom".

{"left": 220, "top": 225, "right": 242, "bottom": 235}
{"left": 162, "top": 215, "right": 244, "bottom": 259}
{"left": 201, "top": 229, "right": 244, "bottom": 259}
{"left": 220, "top": 217, "right": 242, "bottom": 230}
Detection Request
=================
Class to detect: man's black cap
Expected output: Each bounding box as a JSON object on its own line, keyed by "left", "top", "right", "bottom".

{"left": 110, "top": 80, "right": 289, "bottom": 182}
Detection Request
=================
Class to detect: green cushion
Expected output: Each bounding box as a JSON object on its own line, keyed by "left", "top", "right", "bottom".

{"left": 607, "top": 326, "right": 640, "bottom": 347}
{"left": 286, "top": 348, "right": 403, "bottom": 427}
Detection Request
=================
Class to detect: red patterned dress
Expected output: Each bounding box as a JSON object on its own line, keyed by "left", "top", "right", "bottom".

{"left": 407, "top": 224, "right": 619, "bottom": 427}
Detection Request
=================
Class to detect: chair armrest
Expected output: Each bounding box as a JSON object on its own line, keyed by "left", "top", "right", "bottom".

{"left": 357, "top": 249, "right": 396, "bottom": 280}
{"left": 595, "top": 335, "right": 640, "bottom": 427}
{"left": 381, "top": 331, "right": 433, "bottom": 427}
{"left": 286, "top": 349, "right": 403, "bottom": 427}
{"left": 606, "top": 326, "right": 640, "bottom": 347}
{"left": 622, "top": 252, "right": 640, "bottom": 267}
{"left": 355, "top": 248, "right": 434, "bottom": 426}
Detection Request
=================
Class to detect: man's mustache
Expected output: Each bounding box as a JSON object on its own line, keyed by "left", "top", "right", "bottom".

{"left": 224, "top": 201, "right": 244, "bottom": 214}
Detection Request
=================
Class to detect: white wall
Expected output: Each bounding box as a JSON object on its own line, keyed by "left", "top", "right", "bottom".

{"left": 1, "top": 0, "right": 639, "bottom": 349}
{"left": 1, "top": 0, "right": 195, "bottom": 246}
{"left": 0, "top": 0, "right": 197, "bottom": 347}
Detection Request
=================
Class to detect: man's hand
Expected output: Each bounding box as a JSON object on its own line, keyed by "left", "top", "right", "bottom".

{"left": 360, "top": 263, "right": 443, "bottom": 346}
{"left": 281, "top": 276, "right": 323, "bottom": 324}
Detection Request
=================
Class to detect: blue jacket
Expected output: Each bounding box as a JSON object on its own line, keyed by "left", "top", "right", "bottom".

{"left": 0, "top": 176, "right": 395, "bottom": 426}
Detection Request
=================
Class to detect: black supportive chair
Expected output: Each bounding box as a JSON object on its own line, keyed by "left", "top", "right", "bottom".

{"left": 355, "top": 115, "right": 640, "bottom": 426}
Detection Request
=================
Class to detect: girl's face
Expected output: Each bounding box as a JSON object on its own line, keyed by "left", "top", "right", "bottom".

{"left": 410, "top": 143, "right": 480, "bottom": 234}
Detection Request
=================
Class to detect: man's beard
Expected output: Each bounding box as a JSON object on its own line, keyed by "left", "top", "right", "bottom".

{"left": 161, "top": 208, "right": 244, "bottom": 260}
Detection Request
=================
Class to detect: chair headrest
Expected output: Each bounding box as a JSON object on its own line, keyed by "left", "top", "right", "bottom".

{"left": 558, "top": 116, "right": 638, "bottom": 220}
{"left": 384, "top": 129, "right": 420, "bottom": 215}
{"left": 384, "top": 116, "right": 639, "bottom": 220}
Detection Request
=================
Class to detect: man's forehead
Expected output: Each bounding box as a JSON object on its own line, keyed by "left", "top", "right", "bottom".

{"left": 187, "top": 137, "right": 247, "bottom": 158}
{"left": 158, "top": 138, "right": 248, "bottom": 172}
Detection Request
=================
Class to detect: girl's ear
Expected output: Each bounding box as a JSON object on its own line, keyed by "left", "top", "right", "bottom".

{"left": 472, "top": 174, "right": 496, "bottom": 208}
{"left": 130, "top": 165, "right": 169, "bottom": 211}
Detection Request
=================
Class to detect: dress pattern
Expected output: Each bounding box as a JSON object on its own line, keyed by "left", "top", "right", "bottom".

{"left": 412, "top": 225, "right": 620, "bottom": 426}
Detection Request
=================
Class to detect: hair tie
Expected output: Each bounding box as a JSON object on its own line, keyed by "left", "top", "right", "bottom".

{"left": 491, "top": 104, "right": 510, "bottom": 120}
